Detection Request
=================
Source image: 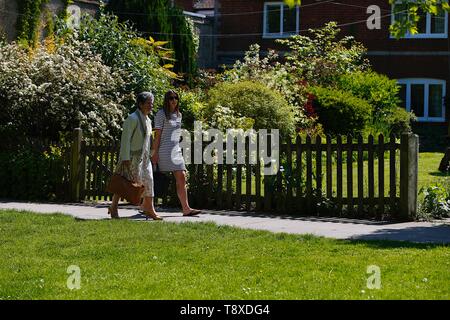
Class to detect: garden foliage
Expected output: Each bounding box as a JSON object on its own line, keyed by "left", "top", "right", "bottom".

{"left": 418, "top": 183, "right": 450, "bottom": 220}
{"left": 0, "top": 39, "right": 129, "bottom": 142}
{"left": 106, "top": 0, "right": 198, "bottom": 84}
{"left": 206, "top": 81, "right": 296, "bottom": 138}
{"left": 309, "top": 86, "right": 372, "bottom": 135}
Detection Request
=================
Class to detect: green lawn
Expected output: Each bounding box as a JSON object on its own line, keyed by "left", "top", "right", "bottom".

{"left": 0, "top": 210, "right": 448, "bottom": 300}
{"left": 418, "top": 152, "right": 449, "bottom": 190}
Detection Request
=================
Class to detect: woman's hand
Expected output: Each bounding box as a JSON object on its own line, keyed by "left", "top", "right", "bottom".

{"left": 122, "top": 160, "right": 131, "bottom": 167}
{"left": 151, "top": 152, "right": 159, "bottom": 164}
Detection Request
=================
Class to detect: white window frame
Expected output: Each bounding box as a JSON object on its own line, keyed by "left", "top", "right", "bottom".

{"left": 398, "top": 79, "right": 446, "bottom": 122}
{"left": 390, "top": 2, "right": 448, "bottom": 39}
{"left": 263, "top": 2, "right": 300, "bottom": 39}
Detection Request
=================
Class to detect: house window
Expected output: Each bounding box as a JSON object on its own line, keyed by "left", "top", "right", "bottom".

{"left": 391, "top": 2, "right": 448, "bottom": 38}
{"left": 398, "top": 79, "right": 446, "bottom": 122}
{"left": 263, "top": 2, "right": 299, "bottom": 38}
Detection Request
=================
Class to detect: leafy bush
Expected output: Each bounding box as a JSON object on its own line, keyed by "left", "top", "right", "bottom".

{"left": 222, "top": 44, "right": 310, "bottom": 129}
{"left": 336, "top": 71, "right": 401, "bottom": 117}
{"left": 277, "top": 22, "right": 369, "bottom": 86}
{"left": 418, "top": 183, "right": 450, "bottom": 220}
{"left": 206, "top": 81, "right": 296, "bottom": 137}
{"left": 0, "top": 40, "right": 130, "bottom": 142}
{"left": 207, "top": 105, "right": 255, "bottom": 132}
{"left": 178, "top": 90, "right": 207, "bottom": 131}
{"left": 385, "top": 107, "right": 414, "bottom": 136}
{"left": 336, "top": 71, "right": 414, "bottom": 136}
{"left": 57, "top": 13, "right": 173, "bottom": 110}
{"left": 310, "top": 86, "right": 372, "bottom": 135}
{"left": 106, "top": 0, "right": 197, "bottom": 84}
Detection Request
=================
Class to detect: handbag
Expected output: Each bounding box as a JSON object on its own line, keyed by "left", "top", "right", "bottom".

{"left": 106, "top": 113, "right": 145, "bottom": 205}
{"left": 153, "top": 165, "right": 170, "bottom": 198}
{"left": 106, "top": 164, "right": 144, "bottom": 206}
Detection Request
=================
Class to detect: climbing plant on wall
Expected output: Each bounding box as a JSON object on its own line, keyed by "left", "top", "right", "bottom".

{"left": 16, "top": 0, "right": 49, "bottom": 45}
{"left": 16, "top": 0, "right": 73, "bottom": 46}
{"left": 106, "top": 0, "right": 198, "bottom": 84}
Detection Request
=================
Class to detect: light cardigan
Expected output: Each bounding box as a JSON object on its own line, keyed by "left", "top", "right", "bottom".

{"left": 119, "top": 109, "right": 151, "bottom": 161}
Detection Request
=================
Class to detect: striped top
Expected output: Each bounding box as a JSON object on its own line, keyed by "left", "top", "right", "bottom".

{"left": 154, "top": 109, "right": 186, "bottom": 172}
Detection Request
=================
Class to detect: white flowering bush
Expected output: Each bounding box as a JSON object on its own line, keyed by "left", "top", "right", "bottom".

{"left": 0, "top": 39, "right": 132, "bottom": 142}
{"left": 67, "top": 13, "right": 173, "bottom": 109}
{"left": 208, "top": 105, "right": 255, "bottom": 132}
{"left": 277, "top": 22, "right": 369, "bottom": 86}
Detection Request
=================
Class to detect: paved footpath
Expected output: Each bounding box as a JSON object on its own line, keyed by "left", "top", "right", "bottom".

{"left": 1, "top": 201, "right": 449, "bottom": 244}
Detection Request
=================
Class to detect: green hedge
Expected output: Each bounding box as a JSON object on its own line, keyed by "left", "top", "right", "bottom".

{"left": 335, "top": 71, "right": 413, "bottom": 136}
{"left": 310, "top": 86, "right": 372, "bottom": 135}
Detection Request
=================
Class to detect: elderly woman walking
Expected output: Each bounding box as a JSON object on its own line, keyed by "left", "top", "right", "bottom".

{"left": 108, "top": 92, "right": 162, "bottom": 220}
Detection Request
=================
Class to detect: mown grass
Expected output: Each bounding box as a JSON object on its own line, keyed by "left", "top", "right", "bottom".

{"left": 418, "top": 152, "right": 449, "bottom": 190}
{"left": 0, "top": 210, "right": 448, "bottom": 300}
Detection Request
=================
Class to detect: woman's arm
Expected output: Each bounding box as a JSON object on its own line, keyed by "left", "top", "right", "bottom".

{"left": 151, "top": 129, "right": 162, "bottom": 164}
{"left": 119, "top": 116, "right": 134, "bottom": 165}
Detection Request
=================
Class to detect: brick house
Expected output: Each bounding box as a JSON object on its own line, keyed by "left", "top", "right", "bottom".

{"left": 177, "top": 0, "right": 449, "bottom": 135}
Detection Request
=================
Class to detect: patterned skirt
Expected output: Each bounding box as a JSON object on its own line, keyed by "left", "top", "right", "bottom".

{"left": 115, "top": 150, "right": 154, "bottom": 198}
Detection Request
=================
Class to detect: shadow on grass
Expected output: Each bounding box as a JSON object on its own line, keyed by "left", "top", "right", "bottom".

{"left": 428, "top": 171, "right": 450, "bottom": 177}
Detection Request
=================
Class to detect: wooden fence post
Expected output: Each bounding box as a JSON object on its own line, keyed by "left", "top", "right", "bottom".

{"left": 70, "top": 128, "right": 83, "bottom": 202}
{"left": 400, "top": 133, "right": 419, "bottom": 220}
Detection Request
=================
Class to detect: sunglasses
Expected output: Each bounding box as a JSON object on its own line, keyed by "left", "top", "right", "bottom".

{"left": 169, "top": 96, "right": 178, "bottom": 101}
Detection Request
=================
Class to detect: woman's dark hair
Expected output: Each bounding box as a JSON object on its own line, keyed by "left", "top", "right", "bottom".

{"left": 162, "top": 90, "right": 180, "bottom": 119}
{"left": 136, "top": 92, "right": 154, "bottom": 110}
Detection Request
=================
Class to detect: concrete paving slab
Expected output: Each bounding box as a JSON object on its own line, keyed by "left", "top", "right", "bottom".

{"left": 0, "top": 201, "right": 449, "bottom": 244}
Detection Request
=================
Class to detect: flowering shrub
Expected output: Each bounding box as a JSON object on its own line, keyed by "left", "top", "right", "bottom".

{"left": 0, "top": 39, "right": 131, "bottom": 142}
{"left": 56, "top": 13, "right": 173, "bottom": 110}
{"left": 277, "top": 22, "right": 369, "bottom": 86}
{"left": 207, "top": 105, "right": 255, "bottom": 132}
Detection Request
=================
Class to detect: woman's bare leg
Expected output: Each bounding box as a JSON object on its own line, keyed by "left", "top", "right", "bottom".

{"left": 142, "top": 196, "right": 157, "bottom": 214}
{"left": 141, "top": 196, "right": 162, "bottom": 220}
{"left": 173, "top": 170, "right": 193, "bottom": 214}
{"left": 109, "top": 194, "right": 120, "bottom": 218}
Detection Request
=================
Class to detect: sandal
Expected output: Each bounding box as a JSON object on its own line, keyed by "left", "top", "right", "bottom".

{"left": 183, "top": 209, "right": 202, "bottom": 216}
{"left": 140, "top": 210, "right": 163, "bottom": 221}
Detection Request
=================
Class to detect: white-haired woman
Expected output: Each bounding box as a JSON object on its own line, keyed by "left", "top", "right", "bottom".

{"left": 108, "top": 92, "right": 162, "bottom": 220}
